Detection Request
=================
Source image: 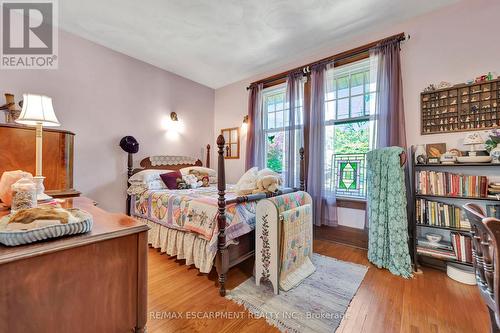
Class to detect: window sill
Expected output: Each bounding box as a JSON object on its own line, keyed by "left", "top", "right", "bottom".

{"left": 336, "top": 197, "right": 366, "bottom": 210}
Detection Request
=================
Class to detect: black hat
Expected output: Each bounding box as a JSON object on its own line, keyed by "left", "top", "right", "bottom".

{"left": 119, "top": 136, "right": 139, "bottom": 154}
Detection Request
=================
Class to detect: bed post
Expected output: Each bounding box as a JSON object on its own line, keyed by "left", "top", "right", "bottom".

{"left": 206, "top": 144, "right": 211, "bottom": 168}
{"left": 215, "top": 135, "right": 228, "bottom": 296}
{"left": 126, "top": 153, "right": 133, "bottom": 216}
{"left": 299, "top": 147, "right": 305, "bottom": 191}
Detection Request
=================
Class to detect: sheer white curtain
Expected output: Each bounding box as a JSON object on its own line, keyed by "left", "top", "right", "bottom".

{"left": 283, "top": 72, "right": 305, "bottom": 188}
{"left": 308, "top": 63, "right": 337, "bottom": 226}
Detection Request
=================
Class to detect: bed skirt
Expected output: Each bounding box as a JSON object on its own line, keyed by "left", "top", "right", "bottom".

{"left": 135, "top": 217, "right": 216, "bottom": 273}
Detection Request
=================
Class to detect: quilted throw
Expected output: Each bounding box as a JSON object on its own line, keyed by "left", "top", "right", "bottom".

{"left": 278, "top": 204, "right": 315, "bottom": 291}
{"left": 366, "top": 147, "right": 412, "bottom": 278}
{"left": 131, "top": 186, "right": 255, "bottom": 243}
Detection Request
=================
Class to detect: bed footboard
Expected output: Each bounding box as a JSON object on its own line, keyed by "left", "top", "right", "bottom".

{"left": 214, "top": 135, "right": 305, "bottom": 297}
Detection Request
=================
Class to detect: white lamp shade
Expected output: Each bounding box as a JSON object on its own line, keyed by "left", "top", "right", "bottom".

{"left": 15, "top": 94, "right": 60, "bottom": 127}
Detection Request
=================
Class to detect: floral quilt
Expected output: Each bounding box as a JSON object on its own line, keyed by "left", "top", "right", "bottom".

{"left": 131, "top": 185, "right": 256, "bottom": 244}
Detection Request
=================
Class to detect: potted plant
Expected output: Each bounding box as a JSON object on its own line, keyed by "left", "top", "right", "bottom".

{"left": 485, "top": 129, "right": 500, "bottom": 163}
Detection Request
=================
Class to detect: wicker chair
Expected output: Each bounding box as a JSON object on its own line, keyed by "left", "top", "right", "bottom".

{"left": 463, "top": 203, "right": 500, "bottom": 332}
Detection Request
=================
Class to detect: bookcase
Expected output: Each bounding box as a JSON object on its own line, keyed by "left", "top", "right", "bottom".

{"left": 410, "top": 149, "right": 500, "bottom": 271}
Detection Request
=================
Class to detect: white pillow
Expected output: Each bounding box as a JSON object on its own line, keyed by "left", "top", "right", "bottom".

{"left": 235, "top": 167, "right": 258, "bottom": 195}
{"left": 257, "top": 168, "right": 279, "bottom": 178}
{"left": 129, "top": 169, "right": 173, "bottom": 184}
{"left": 257, "top": 168, "right": 282, "bottom": 184}
{"left": 147, "top": 179, "right": 167, "bottom": 190}
{"left": 180, "top": 166, "right": 216, "bottom": 177}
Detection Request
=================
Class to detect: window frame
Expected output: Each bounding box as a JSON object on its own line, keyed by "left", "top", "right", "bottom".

{"left": 324, "top": 58, "right": 375, "bottom": 200}
{"left": 262, "top": 83, "right": 304, "bottom": 176}
{"left": 259, "top": 56, "right": 375, "bottom": 202}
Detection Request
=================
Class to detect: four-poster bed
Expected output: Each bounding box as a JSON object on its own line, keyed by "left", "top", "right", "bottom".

{"left": 126, "top": 135, "right": 305, "bottom": 296}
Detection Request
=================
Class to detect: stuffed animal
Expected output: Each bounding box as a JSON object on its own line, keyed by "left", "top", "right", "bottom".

{"left": 253, "top": 175, "right": 281, "bottom": 193}
{"left": 189, "top": 170, "right": 210, "bottom": 187}
{"left": 176, "top": 177, "right": 189, "bottom": 189}
{"left": 183, "top": 174, "right": 202, "bottom": 189}
{"left": 253, "top": 168, "right": 283, "bottom": 194}
{"left": 201, "top": 176, "right": 210, "bottom": 187}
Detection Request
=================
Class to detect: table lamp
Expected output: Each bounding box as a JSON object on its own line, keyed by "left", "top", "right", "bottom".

{"left": 463, "top": 132, "right": 484, "bottom": 157}
{"left": 15, "top": 94, "right": 60, "bottom": 201}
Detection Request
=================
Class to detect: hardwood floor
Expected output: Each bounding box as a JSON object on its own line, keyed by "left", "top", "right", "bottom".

{"left": 147, "top": 240, "right": 489, "bottom": 333}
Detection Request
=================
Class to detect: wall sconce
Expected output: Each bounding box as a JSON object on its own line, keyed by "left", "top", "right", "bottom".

{"left": 241, "top": 115, "right": 249, "bottom": 132}
{"left": 170, "top": 112, "right": 178, "bottom": 121}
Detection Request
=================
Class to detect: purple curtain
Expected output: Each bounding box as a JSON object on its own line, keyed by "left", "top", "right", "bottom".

{"left": 308, "top": 64, "right": 337, "bottom": 226}
{"left": 370, "top": 40, "right": 407, "bottom": 149}
{"left": 366, "top": 38, "right": 407, "bottom": 229}
{"left": 245, "top": 83, "right": 264, "bottom": 170}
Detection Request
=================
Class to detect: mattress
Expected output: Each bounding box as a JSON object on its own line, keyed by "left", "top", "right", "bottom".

{"left": 131, "top": 185, "right": 256, "bottom": 273}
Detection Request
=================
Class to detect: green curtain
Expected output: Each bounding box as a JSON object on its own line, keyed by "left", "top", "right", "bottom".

{"left": 366, "top": 147, "right": 412, "bottom": 278}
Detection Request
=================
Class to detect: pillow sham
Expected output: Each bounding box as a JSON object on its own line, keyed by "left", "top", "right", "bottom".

{"left": 180, "top": 166, "right": 215, "bottom": 176}
{"left": 129, "top": 169, "right": 174, "bottom": 184}
{"left": 160, "top": 171, "right": 183, "bottom": 190}
{"left": 235, "top": 167, "right": 258, "bottom": 195}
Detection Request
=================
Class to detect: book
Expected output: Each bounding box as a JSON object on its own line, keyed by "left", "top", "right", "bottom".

{"left": 417, "top": 246, "right": 457, "bottom": 260}
{"left": 416, "top": 170, "right": 488, "bottom": 198}
{"left": 451, "top": 232, "right": 473, "bottom": 263}
{"left": 415, "top": 198, "right": 471, "bottom": 230}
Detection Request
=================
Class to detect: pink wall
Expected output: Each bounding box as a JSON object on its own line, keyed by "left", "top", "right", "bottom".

{"left": 1, "top": 30, "right": 214, "bottom": 213}
{"left": 215, "top": 0, "right": 500, "bottom": 183}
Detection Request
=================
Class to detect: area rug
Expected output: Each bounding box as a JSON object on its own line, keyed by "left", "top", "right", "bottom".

{"left": 226, "top": 253, "right": 368, "bottom": 333}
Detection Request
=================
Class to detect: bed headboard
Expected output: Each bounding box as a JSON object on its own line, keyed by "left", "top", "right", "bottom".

{"left": 131, "top": 144, "right": 210, "bottom": 175}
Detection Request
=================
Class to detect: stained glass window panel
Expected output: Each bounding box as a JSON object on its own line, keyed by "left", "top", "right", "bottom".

{"left": 333, "top": 154, "right": 366, "bottom": 198}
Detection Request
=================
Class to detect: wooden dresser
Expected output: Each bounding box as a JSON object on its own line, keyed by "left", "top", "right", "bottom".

{"left": 0, "top": 197, "right": 149, "bottom": 333}
{"left": 0, "top": 123, "right": 80, "bottom": 198}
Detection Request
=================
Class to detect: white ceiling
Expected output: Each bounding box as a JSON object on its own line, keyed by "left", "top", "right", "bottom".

{"left": 59, "top": 0, "right": 458, "bottom": 89}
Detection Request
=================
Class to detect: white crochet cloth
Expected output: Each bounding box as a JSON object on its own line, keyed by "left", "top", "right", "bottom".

{"left": 149, "top": 156, "right": 198, "bottom": 166}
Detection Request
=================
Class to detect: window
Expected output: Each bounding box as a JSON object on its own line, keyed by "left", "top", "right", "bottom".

{"left": 260, "top": 58, "right": 374, "bottom": 198}
{"left": 325, "top": 58, "right": 375, "bottom": 199}
{"left": 263, "top": 86, "right": 286, "bottom": 173}
{"left": 262, "top": 84, "right": 303, "bottom": 178}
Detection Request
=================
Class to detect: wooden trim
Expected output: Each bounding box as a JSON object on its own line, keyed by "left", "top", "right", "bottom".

{"left": 206, "top": 144, "right": 211, "bottom": 168}
{"left": 135, "top": 231, "right": 148, "bottom": 333}
{"left": 249, "top": 32, "right": 406, "bottom": 89}
{"left": 220, "top": 127, "right": 240, "bottom": 159}
{"left": 0, "top": 123, "right": 75, "bottom": 135}
{"left": 336, "top": 198, "right": 366, "bottom": 210}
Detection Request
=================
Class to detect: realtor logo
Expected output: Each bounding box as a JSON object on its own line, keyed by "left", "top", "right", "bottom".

{"left": 1, "top": 0, "right": 58, "bottom": 69}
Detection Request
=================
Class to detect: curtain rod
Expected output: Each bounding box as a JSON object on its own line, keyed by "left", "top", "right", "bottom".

{"left": 246, "top": 32, "right": 409, "bottom": 90}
